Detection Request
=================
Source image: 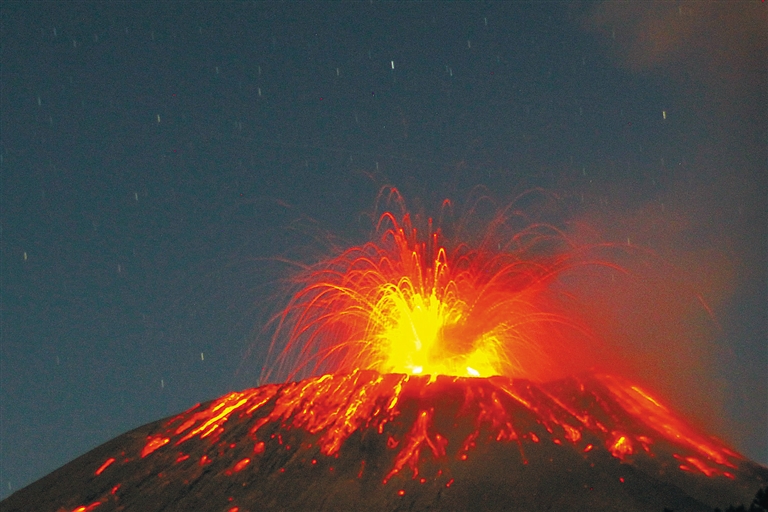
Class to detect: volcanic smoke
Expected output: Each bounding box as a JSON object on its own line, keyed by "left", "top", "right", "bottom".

{"left": 3, "top": 189, "right": 766, "bottom": 512}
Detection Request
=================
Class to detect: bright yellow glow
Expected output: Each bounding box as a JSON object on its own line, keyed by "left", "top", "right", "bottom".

{"left": 368, "top": 277, "right": 504, "bottom": 378}
{"left": 267, "top": 206, "right": 575, "bottom": 383}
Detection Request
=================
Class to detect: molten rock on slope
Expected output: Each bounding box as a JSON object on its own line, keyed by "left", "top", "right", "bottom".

{"left": 2, "top": 371, "right": 766, "bottom": 511}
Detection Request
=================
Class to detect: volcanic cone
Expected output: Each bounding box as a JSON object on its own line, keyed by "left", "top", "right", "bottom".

{"left": 2, "top": 370, "right": 765, "bottom": 512}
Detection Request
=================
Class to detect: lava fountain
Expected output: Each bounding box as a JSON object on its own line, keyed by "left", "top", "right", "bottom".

{"left": 3, "top": 190, "right": 766, "bottom": 512}
{"left": 263, "top": 191, "right": 612, "bottom": 384}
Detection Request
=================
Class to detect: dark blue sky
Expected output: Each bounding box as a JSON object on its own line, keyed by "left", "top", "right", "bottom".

{"left": 1, "top": 2, "right": 765, "bottom": 498}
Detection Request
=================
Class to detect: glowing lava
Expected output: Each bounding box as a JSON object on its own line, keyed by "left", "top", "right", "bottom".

{"left": 140, "top": 370, "right": 738, "bottom": 481}
{"left": 58, "top": 371, "right": 753, "bottom": 512}
{"left": 266, "top": 196, "right": 599, "bottom": 383}
{"left": 35, "top": 192, "right": 764, "bottom": 512}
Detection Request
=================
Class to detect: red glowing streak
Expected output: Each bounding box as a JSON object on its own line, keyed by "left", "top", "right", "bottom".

{"left": 383, "top": 408, "right": 447, "bottom": 483}
{"left": 233, "top": 458, "right": 250, "bottom": 472}
{"left": 94, "top": 457, "right": 115, "bottom": 476}
{"left": 71, "top": 502, "right": 101, "bottom": 512}
{"left": 141, "top": 436, "right": 169, "bottom": 458}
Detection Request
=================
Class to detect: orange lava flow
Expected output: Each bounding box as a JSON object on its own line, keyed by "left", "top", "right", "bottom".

{"left": 126, "top": 371, "right": 739, "bottom": 483}
{"left": 599, "top": 375, "right": 740, "bottom": 475}
{"left": 94, "top": 457, "right": 115, "bottom": 476}
{"left": 140, "top": 436, "right": 170, "bottom": 458}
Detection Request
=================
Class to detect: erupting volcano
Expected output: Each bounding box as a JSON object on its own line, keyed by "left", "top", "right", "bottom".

{"left": 3, "top": 192, "right": 766, "bottom": 512}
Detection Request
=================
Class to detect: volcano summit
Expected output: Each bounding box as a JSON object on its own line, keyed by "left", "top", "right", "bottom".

{"left": 2, "top": 370, "right": 766, "bottom": 511}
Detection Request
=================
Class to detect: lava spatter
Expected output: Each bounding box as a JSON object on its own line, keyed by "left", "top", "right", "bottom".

{"left": 263, "top": 193, "right": 607, "bottom": 384}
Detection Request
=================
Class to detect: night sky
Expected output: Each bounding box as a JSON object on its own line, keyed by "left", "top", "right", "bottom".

{"left": 1, "top": 1, "right": 765, "bottom": 499}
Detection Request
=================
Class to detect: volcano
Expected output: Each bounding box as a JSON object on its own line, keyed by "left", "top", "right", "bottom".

{"left": 5, "top": 197, "right": 766, "bottom": 511}
{"left": 2, "top": 370, "right": 765, "bottom": 512}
